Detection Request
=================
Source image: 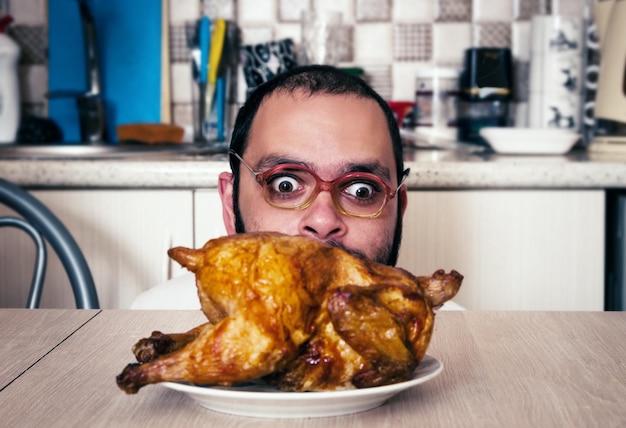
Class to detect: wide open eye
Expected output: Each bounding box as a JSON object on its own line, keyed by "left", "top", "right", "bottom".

{"left": 341, "top": 180, "right": 381, "bottom": 203}
{"left": 268, "top": 175, "right": 299, "bottom": 195}
{"left": 263, "top": 168, "right": 314, "bottom": 206}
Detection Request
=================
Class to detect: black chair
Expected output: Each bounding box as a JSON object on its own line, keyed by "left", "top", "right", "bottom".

{"left": 0, "top": 178, "right": 99, "bottom": 309}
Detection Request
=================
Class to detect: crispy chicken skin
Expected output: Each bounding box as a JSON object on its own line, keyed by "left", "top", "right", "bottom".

{"left": 116, "top": 232, "right": 462, "bottom": 394}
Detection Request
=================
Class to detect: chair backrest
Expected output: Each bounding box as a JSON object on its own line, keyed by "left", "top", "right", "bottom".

{"left": 0, "top": 178, "right": 99, "bottom": 309}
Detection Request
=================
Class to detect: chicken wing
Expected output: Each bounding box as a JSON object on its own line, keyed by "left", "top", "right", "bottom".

{"left": 116, "top": 232, "right": 462, "bottom": 394}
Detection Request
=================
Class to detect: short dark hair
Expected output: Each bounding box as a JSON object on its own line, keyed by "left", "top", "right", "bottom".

{"left": 228, "top": 64, "right": 404, "bottom": 185}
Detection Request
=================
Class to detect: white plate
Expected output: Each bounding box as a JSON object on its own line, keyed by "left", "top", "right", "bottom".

{"left": 479, "top": 127, "right": 580, "bottom": 155}
{"left": 162, "top": 355, "right": 442, "bottom": 419}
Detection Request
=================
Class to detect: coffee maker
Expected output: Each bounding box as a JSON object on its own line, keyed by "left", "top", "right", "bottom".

{"left": 457, "top": 48, "right": 514, "bottom": 146}
{"left": 590, "top": 0, "right": 626, "bottom": 151}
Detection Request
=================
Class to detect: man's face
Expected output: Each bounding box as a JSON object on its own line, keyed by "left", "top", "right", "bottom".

{"left": 219, "top": 91, "right": 406, "bottom": 265}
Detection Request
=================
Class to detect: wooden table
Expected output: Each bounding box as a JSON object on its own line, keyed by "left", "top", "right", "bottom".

{"left": 1, "top": 310, "right": 625, "bottom": 427}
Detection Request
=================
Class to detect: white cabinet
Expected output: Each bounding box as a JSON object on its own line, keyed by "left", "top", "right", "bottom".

{"left": 193, "top": 189, "right": 227, "bottom": 247}
{"left": 0, "top": 190, "right": 194, "bottom": 309}
{"left": 397, "top": 190, "right": 605, "bottom": 310}
{"left": 1, "top": 188, "right": 606, "bottom": 311}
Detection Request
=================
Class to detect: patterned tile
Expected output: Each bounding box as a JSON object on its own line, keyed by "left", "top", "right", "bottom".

{"left": 552, "top": 0, "right": 585, "bottom": 16}
{"left": 8, "top": 0, "right": 45, "bottom": 25}
{"left": 513, "top": 59, "right": 530, "bottom": 102}
{"left": 362, "top": 64, "right": 392, "bottom": 100}
{"left": 278, "top": 0, "right": 310, "bottom": 22}
{"left": 21, "top": 102, "right": 45, "bottom": 117}
{"left": 9, "top": 25, "right": 46, "bottom": 65}
{"left": 18, "top": 64, "right": 46, "bottom": 103}
{"left": 355, "top": 0, "right": 391, "bottom": 22}
{"left": 394, "top": 23, "right": 432, "bottom": 61}
{"left": 513, "top": 0, "right": 545, "bottom": 21}
{"left": 8, "top": 0, "right": 559, "bottom": 126}
{"left": 170, "top": 24, "right": 193, "bottom": 63}
{"left": 435, "top": 0, "right": 472, "bottom": 23}
{"left": 201, "top": 0, "right": 236, "bottom": 20}
{"left": 474, "top": 22, "right": 512, "bottom": 48}
{"left": 337, "top": 25, "right": 354, "bottom": 62}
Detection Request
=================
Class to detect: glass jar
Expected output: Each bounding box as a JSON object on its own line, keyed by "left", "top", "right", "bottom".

{"left": 414, "top": 68, "right": 460, "bottom": 143}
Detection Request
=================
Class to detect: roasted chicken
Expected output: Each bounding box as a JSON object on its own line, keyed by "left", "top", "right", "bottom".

{"left": 116, "top": 232, "right": 462, "bottom": 394}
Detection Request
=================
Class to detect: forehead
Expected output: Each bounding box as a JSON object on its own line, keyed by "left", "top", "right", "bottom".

{"left": 245, "top": 91, "right": 397, "bottom": 178}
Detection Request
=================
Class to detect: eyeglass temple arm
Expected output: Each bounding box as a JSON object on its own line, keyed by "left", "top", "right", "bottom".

{"left": 397, "top": 168, "right": 410, "bottom": 191}
{"left": 229, "top": 150, "right": 260, "bottom": 178}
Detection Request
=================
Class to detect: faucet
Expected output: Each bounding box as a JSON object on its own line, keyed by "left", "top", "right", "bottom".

{"left": 48, "top": 0, "right": 105, "bottom": 144}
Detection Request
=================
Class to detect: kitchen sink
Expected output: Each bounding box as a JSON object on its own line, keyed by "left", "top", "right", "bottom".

{"left": 0, "top": 144, "right": 228, "bottom": 160}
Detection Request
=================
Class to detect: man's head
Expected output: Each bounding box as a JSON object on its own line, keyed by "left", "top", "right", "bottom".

{"left": 218, "top": 65, "right": 407, "bottom": 265}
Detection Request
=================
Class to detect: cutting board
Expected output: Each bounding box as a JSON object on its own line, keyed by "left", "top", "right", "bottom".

{"left": 48, "top": 0, "right": 162, "bottom": 142}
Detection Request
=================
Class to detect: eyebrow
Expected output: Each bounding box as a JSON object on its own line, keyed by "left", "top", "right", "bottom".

{"left": 255, "top": 155, "right": 392, "bottom": 181}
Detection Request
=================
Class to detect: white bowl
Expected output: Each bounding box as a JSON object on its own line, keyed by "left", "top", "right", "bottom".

{"left": 479, "top": 127, "right": 580, "bottom": 155}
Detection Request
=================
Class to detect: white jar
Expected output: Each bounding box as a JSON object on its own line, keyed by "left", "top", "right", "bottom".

{"left": 0, "top": 16, "right": 20, "bottom": 143}
{"left": 414, "top": 67, "right": 460, "bottom": 143}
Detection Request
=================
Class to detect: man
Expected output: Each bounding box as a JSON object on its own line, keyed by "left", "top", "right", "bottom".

{"left": 133, "top": 65, "right": 458, "bottom": 309}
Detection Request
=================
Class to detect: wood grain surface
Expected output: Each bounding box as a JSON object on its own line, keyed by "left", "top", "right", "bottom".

{"left": 1, "top": 310, "right": 625, "bottom": 427}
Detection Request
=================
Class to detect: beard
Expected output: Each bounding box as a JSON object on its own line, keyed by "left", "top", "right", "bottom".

{"left": 233, "top": 194, "right": 403, "bottom": 266}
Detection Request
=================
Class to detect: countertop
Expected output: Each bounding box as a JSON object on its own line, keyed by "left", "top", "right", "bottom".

{"left": 2, "top": 309, "right": 625, "bottom": 426}
{"left": 1, "top": 145, "right": 626, "bottom": 190}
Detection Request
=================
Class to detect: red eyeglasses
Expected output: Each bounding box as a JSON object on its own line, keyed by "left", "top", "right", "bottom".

{"left": 231, "top": 150, "right": 409, "bottom": 218}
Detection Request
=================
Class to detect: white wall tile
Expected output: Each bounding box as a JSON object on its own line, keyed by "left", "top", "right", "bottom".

{"left": 353, "top": 23, "right": 393, "bottom": 63}
{"left": 473, "top": 0, "right": 513, "bottom": 22}
{"left": 239, "top": 0, "right": 277, "bottom": 24}
{"left": 274, "top": 23, "right": 301, "bottom": 42}
{"left": 313, "top": 0, "right": 353, "bottom": 24}
{"left": 433, "top": 23, "right": 471, "bottom": 64}
{"left": 171, "top": 63, "right": 193, "bottom": 103}
{"left": 172, "top": 103, "right": 195, "bottom": 142}
{"left": 169, "top": 0, "right": 199, "bottom": 25}
{"left": 392, "top": 0, "right": 434, "bottom": 23}
{"left": 279, "top": 0, "right": 310, "bottom": 21}
{"left": 392, "top": 61, "right": 421, "bottom": 101}
{"left": 240, "top": 26, "right": 275, "bottom": 44}
{"left": 512, "top": 21, "right": 531, "bottom": 60}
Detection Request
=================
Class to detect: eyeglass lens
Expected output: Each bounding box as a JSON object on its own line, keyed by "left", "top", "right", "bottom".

{"left": 261, "top": 166, "right": 392, "bottom": 216}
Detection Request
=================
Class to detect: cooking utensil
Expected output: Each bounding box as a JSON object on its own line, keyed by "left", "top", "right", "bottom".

{"left": 197, "top": 16, "right": 210, "bottom": 130}
{"left": 204, "top": 18, "right": 226, "bottom": 130}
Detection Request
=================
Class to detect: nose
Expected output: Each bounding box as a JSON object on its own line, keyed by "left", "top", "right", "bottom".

{"left": 298, "top": 191, "right": 347, "bottom": 241}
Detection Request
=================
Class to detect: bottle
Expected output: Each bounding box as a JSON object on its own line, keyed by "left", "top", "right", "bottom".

{"left": 0, "top": 15, "right": 20, "bottom": 143}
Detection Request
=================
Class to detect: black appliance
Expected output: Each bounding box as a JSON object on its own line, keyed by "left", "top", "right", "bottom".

{"left": 457, "top": 48, "right": 514, "bottom": 145}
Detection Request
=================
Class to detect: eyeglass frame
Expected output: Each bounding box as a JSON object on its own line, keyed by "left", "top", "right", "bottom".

{"left": 229, "top": 150, "right": 410, "bottom": 218}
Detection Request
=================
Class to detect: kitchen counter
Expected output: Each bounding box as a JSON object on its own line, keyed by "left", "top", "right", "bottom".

{"left": 1, "top": 146, "right": 626, "bottom": 189}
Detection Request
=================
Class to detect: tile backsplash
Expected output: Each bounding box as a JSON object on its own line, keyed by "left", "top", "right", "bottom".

{"left": 3, "top": 0, "right": 593, "bottom": 142}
